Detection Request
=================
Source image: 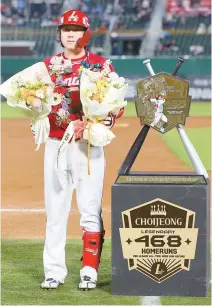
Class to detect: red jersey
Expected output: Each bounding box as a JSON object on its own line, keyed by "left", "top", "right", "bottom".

{"left": 43, "top": 51, "right": 115, "bottom": 140}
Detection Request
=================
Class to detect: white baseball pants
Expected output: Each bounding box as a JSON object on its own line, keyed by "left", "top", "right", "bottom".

{"left": 152, "top": 112, "right": 168, "bottom": 126}
{"left": 43, "top": 138, "right": 105, "bottom": 282}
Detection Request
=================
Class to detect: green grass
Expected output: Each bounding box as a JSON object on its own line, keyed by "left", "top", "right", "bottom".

{"left": 124, "top": 102, "right": 211, "bottom": 117}
{"left": 162, "top": 291, "right": 211, "bottom": 306}
{"left": 1, "top": 102, "right": 25, "bottom": 118}
{"left": 162, "top": 128, "right": 211, "bottom": 171}
{"left": 1, "top": 239, "right": 139, "bottom": 305}
{"left": 1, "top": 102, "right": 211, "bottom": 119}
{"left": 1, "top": 239, "right": 211, "bottom": 305}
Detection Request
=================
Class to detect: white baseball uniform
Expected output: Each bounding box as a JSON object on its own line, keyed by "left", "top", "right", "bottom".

{"left": 42, "top": 51, "right": 120, "bottom": 283}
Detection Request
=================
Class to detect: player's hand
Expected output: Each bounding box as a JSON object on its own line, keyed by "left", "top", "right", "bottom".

{"left": 73, "top": 119, "right": 86, "bottom": 139}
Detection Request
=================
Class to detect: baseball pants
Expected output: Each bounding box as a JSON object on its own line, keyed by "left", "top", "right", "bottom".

{"left": 43, "top": 138, "right": 105, "bottom": 282}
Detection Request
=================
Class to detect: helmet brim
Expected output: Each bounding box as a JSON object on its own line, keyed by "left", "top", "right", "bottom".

{"left": 58, "top": 24, "right": 87, "bottom": 31}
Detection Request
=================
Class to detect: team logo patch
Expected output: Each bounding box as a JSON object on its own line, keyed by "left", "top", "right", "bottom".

{"left": 120, "top": 198, "right": 198, "bottom": 283}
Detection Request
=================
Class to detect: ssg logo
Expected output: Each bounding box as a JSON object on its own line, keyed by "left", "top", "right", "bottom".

{"left": 85, "top": 248, "right": 98, "bottom": 256}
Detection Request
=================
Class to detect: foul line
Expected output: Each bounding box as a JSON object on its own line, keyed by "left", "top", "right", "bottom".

{"left": 114, "top": 123, "right": 129, "bottom": 128}
{"left": 1, "top": 207, "right": 111, "bottom": 213}
{"left": 141, "top": 296, "right": 162, "bottom": 305}
{"left": 1, "top": 208, "right": 46, "bottom": 212}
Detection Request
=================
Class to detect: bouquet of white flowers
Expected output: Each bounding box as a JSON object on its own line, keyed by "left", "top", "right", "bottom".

{"left": 0, "top": 62, "right": 61, "bottom": 150}
{"left": 79, "top": 59, "right": 128, "bottom": 147}
{"left": 57, "top": 60, "right": 128, "bottom": 174}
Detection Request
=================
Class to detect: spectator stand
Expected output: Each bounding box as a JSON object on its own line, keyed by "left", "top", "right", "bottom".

{"left": 155, "top": 0, "right": 211, "bottom": 56}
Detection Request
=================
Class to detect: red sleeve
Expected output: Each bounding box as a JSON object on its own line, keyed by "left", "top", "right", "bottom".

{"left": 109, "top": 63, "right": 115, "bottom": 72}
{"left": 43, "top": 57, "right": 51, "bottom": 70}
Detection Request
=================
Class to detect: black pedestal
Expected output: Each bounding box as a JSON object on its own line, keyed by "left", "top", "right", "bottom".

{"left": 111, "top": 172, "right": 210, "bottom": 297}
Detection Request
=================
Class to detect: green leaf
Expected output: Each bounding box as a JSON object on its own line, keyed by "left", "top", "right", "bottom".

{"left": 64, "top": 67, "right": 72, "bottom": 74}
{"left": 65, "top": 91, "right": 70, "bottom": 98}
{"left": 56, "top": 75, "right": 63, "bottom": 81}
{"left": 68, "top": 107, "right": 74, "bottom": 113}
{"left": 65, "top": 98, "right": 71, "bottom": 104}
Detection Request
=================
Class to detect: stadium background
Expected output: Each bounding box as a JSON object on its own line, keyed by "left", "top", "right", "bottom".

{"left": 1, "top": 0, "right": 211, "bottom": 305}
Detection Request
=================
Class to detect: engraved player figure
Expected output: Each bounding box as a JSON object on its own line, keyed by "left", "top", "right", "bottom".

{"left": 150, "top": 90, "right": 168, "bottom": 132}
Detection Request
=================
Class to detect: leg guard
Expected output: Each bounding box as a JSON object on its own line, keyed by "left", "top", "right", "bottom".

{"left": 81, "top": 230, "right": 105, "bottom": 270}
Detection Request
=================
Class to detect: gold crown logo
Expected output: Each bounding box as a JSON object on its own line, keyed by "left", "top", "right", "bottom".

{"left": 150, "top": 204, "right": 167, "bottom": 216}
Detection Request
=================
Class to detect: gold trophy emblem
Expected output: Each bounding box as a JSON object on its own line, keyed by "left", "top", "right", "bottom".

{"left": 119, "top": 199, "right": 198, "bottom": 283}
{"left": 135, "top": 69, "right": 191, "bottom": 133}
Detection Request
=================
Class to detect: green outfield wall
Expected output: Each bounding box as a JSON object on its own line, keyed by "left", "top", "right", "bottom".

{"left": 1, "top": 57, "right": 211, "bottom": 76}
{"left": 1, "top": 57, "right": 211, "bottom": 101}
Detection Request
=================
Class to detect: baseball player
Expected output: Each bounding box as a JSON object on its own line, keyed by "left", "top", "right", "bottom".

{"left": 150, "top": 91, "right": 168, "bottom": 132}
{"left": 39, "top": 10, "right": 124, "bottom": 290}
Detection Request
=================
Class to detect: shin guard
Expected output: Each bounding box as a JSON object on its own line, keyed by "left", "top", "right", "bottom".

{"left": 82, "top": 231, "right": 105, "bottom": 270}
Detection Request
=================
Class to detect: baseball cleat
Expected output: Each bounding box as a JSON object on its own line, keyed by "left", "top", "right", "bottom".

{"left": 79, "top": 266, "right": 97, "bottom": 290}
{"left": 79, "top": 275, "right": 96, "bottom": 290}
{"left": 40, "top": 278, "right": 62, "bottom": 289}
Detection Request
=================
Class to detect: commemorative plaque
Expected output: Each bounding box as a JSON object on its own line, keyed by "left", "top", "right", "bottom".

{"left": 135, "top": 73, "right": 191, "bottom": 133}
{"left": 111, "top": 57, "right": 210, "bottom": 297}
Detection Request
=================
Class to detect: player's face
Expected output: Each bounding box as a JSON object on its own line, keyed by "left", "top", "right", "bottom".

{"left": 60, "top": 25, "right": 85, "bottom": 50}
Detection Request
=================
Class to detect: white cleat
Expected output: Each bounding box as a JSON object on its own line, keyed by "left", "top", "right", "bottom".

{"left": 79, "top": 266, "right": 97, "bottom": 290}
{"left": 40, "top": 278, "right": 62, "bottom": 289}
{"left": 79, "top": 275, "right": 96, "bottom": 290}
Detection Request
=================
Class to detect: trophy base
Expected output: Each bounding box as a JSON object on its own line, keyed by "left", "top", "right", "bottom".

{"left": 112, "top": 172, "right": 210, "bottom": 297}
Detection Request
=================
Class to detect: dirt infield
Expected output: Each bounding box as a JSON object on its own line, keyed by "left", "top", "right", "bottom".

{"left": 1, "top": 117, "right": 210, "bottom": 238}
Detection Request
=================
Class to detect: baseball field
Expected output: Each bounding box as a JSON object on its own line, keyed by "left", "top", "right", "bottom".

{"left": 1, "top": 101, "right": 211, "bottom": 305}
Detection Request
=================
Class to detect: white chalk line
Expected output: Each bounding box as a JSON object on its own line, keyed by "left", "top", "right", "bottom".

{"left": 2, "top": 207, "right": 211, "bottom": 213}
{"left": 141, "top": 296, "right": 162, "bottom": 305}
{"left": 1, "top": 207, "right": 111, "bottom": 213}
{"left": 114, "top": 123, "right": 129, "bottom": 128}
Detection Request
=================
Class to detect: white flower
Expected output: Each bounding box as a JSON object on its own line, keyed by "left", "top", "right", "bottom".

{"left": 112, "top": 77, "right": 126, "bottom": 88}
{"left": 63, "top": 59, "right": 72, "bottom": 69}
{"left": 83, "top": 122, "right": 115, "bottom": 146}
{"left": 52, "top": 93, "right": 62, "bottom": 105}
{"left": 52, "top": 66, "right": 61, "bottom": 72}
{"left": 57, "top": 108, "right": 69, "bottom": 119}
{"left": 80, "top": 68, "right": 128, "bottom": 119}
{"left": 32, "top": 97, "right": 42, "bottom": 109}
{"left": 19, "top": 99, "right": 27, "bottom": 106}
{"left": 108, "top": 72, "right": 119, "bottom": 80}
{"left": 50, "top": 56, "right": 63, "bottom": 65}
{"left": 35, "top": 89, "right": 45, "bottom": 99}
{"left": 46, "top": 86, "right": 53, "bottom": 97}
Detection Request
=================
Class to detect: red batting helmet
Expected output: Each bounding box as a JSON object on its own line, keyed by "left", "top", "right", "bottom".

{"left": 58, "top": 10, "right": 91, "bottom": 48}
